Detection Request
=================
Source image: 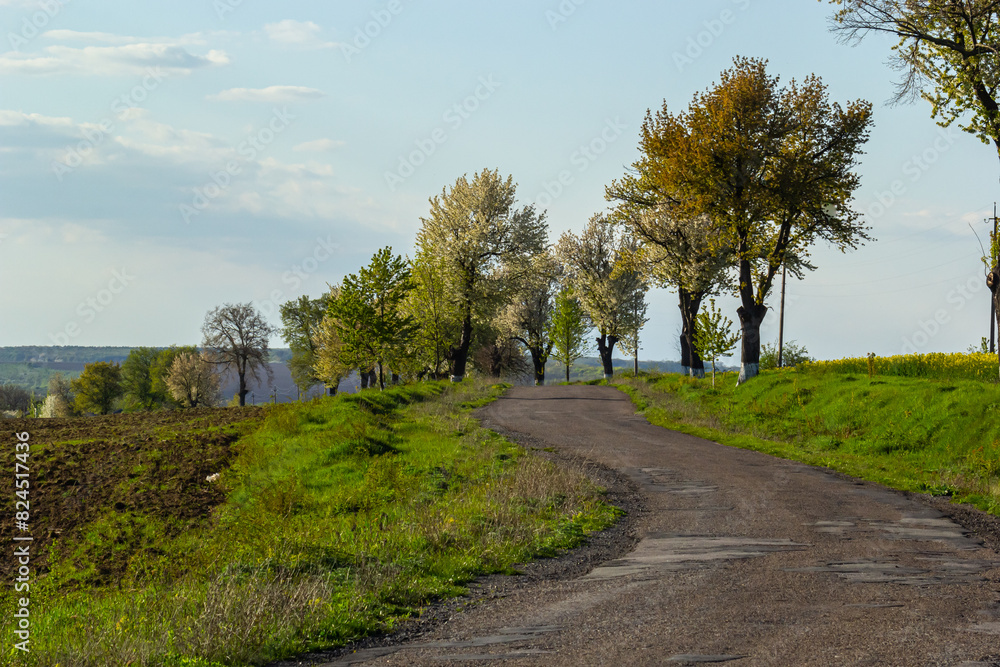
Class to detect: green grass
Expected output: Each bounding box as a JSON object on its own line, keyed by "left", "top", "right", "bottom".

{"left": 614, "top": 369, "right": 1000, "bottom": 515}
{"left": 5, "top": 380, "right": 618, "bottom": 666}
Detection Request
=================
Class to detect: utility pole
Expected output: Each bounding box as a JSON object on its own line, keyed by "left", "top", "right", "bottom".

{"left": 989, "top": 203, "right": 999, "bottom": 354}
{"left": 777, "top": 263, "right": 787, "bottom": 367}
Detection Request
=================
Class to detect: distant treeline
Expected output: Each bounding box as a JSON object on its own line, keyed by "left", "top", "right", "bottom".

{"left": 0, "top": 346, "right": 294, "bottom": 364}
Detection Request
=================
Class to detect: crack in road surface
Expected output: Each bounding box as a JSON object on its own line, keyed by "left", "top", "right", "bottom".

{"left": 301, "top": 386, "right": 1000, "bottom": 666}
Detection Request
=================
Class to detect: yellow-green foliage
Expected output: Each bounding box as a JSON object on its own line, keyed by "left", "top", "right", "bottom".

{"left": 804, "top": 352, "right": 999, "bottom": 382}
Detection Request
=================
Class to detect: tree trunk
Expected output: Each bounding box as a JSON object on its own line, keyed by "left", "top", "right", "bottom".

{"left": 596, "top": 333, "right": 618, "bottom": 380}
{"left": 377, "top": 363, "right": 385, "bottom": 391}
{"left": 450, "top": 314, "right": 473, "bottom": 383}
{"left": 360, "top": 369, "right": 369, "bottom": 389}
{"left": 328, "top": 385, "right": 337, "bottom": 396}
{"left": 238, "top": 372, "right": 248, "bottom": 406}
{"left": 737, "top": 303, "right": 768, "bottom": 384}
{"left": 530, "top": 350, "right": 545, "bottom": 386}
{"left": 678, "top": 288, "right": 706, "bottom": 378}
{"left": 988, "top": 265, "right": 1000, "bottom": 381}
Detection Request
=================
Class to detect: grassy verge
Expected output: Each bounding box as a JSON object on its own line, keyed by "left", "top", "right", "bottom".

{"left": 613, "top": 370, "right": 1000, "bottom": 515}
{"left": 5, "top": 380, "right": 617, "bottom": 666}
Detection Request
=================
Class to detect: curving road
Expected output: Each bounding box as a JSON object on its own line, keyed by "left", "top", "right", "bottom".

{"left": 325, "top": 385, "right": 1000, "bottom": 666}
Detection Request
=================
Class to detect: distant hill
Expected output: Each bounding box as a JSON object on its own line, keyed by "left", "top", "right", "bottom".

{"left": 0, "top": 347, "right": 698, "bottom": 401}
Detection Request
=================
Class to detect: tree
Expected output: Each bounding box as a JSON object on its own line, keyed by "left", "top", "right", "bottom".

{"left": 42, "top": 373, "right": 75, "bottom": 417}
{"left": 550, "top": 287, "right": 592, "bottom": 383}
{"left": 607, "top": 200, "right": 731, "bottom": 378}
{"left": 830, "top": 1, "right": 1000, "bottom": 377}
{"left": 403, "top": 251, "right": 463, "bottom": 379}
{"left": 328, "top": 247, "right": 417, "bottom": 391}
{"left": 693, "top": 298, "right": 741, "bottom": 388}
{"left": 643, "top": 57, "right": 873, "bottom": 382}
{"left": 280, "top": 294, "right": 331, "bottom": 397}
{"left": 149, "top": 345, "right": 198, "bottom": 407}
{"left": 497, "top": 252, "right": 559, "bottom": 385}
{"left": 202, "top": 302, "right": 276, "bottom": 407}
{"left": 165, "top": 351, "right": 220, "bottom": 407}
{"left": 760, "top": 340, "right": 813, "bottom": 370}
{"left": 120, "top": 347, "right": 161, "bottom": 411}
{"left": 415, "top": 169, "right": 548, "bottom": 382}
{"left": 472, "top": 336, "right": 532, "bottom": 379}
{"left": 312, "top": 305, "right": 351, "bottom": 395}
{"left": 72, "top": 361, "right": 123, "bottom": 415}
{"left": 0, "top": 384, "right": 31, "bottom": 413}
{"left": 556, "top": 215, "right": 647, "bottom": 380}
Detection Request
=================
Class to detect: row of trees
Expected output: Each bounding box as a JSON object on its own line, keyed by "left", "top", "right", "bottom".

{"left": 42, "top": 347, "right": 221, "bottom": 416}
{"left": 272, "top": 53, "right": 879, "bottom": 390}
{"left": 40, "top": 303, "right": 280, "bottom": 415}
{"left": 276, "top": 170, "right": 654, "bottom": 393}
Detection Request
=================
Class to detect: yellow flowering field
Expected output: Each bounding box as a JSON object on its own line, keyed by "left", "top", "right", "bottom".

{"left": 803, "top": 352, "right": 999, "bottom": 382}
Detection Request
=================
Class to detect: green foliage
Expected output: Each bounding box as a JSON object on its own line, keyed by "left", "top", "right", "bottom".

{"left": 760, "top": 340, "right": 813, "bottom": 370}
{"left": 150, "top": 346, "right": 198, "bottom": 408}
{"left": 832, "top": 2, "right": 1000, "bottom": 151}
{"left": 497, "top": 252, "right": 560, "bottom": 384}
{"left": 693, "top": 298, "right": 740, "bottom": 386}
{"left": 550, "top": 287, "right": 592, "bottom": 382}
{"left": 415, "top": 169, "right": 548, "bottom": 378}
{"left": 280, "top": 294, "right": 331, "bottom": 394}
{"left": 404, "top": 252, "right": 463, "bottom": 378}
{"left": 968, "top": 337, "right": 991, "bottom": 354}
{"left": 327, "top": 247, "right": 417, "bottom": 390}
{"left": 121, "top": 347, "right": 163, "bottom": 411}
{"left": 72, "top": 361, "right": 124, "bottom": 414}
{"left": 556, "top": 215, "right": 647, "bottom": 343}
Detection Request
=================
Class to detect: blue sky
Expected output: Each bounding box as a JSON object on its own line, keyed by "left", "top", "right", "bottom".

{"left": 2, "top": 0, "right": 998, "bottom": 363}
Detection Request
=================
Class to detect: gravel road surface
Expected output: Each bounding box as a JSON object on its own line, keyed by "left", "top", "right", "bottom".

{"left": 309, "top": 385, "right": 1000, "bottom": 666}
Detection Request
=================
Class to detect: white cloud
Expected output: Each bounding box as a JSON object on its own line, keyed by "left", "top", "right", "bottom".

{"left": 264, "top": 20, "right": 339, "bottom": 49}
{"left": 41, "top": 30, "right": 208, "bottom": 46}
{"left": 294, "top": 138, "right": 345, "bottom": 152}
{"left": 208, "top": 85, "right": 326, "bottom": 103}
{"left": 0, "top": 43, "right": 230, "bottom": 75}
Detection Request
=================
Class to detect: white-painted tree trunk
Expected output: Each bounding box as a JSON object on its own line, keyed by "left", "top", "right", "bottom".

{"left": 738, "top": 362, "right": 759, "bottom": 384}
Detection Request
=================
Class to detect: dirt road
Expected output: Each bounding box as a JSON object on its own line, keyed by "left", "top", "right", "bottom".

{"left": 323, "top": 385, "right": 1000, "bottom": 666}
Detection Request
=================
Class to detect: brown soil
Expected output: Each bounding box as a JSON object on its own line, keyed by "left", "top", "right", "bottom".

{"left": 1, "top": 407, "right": 264, "bottom": 588}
